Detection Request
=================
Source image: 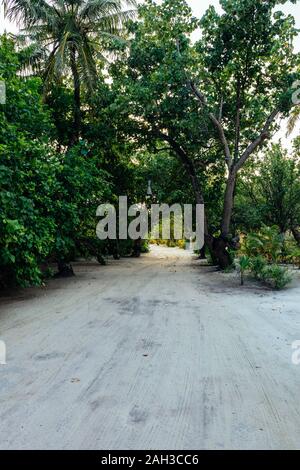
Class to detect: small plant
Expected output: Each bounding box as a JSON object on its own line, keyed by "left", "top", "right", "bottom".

{"left": 238, "top": 255, "right": 251, "bottom": 286}
{"left": 239, "top": 226, "right": 293, "bottom": 290}
{"left": 140, "top": 240, "right": 150, "bottom": 253}
{"left": 250, "top": 256, "right": 267, "bottom": 280}
{"left": 261, "top": 264, "right": 292, "bottom": 290}
{"left": 244, "top": 225, "right": 284, "bottom": 262}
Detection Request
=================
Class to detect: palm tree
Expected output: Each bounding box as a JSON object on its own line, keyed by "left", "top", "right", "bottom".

{"left": 4, "top": 0, "right": 136, "bottom": 144}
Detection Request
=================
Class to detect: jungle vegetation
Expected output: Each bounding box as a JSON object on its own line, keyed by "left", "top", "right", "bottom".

{"left": 0, "top": 0, "right": 300, "bottom": 287}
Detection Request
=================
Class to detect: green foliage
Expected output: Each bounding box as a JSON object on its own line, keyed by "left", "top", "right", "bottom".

{"left": 250, "top": 256, "right": 268, "bottom": 279}
{"left": 0, "top": 38, "right": 111, "bottom": 286}
{"left": 0, "top": 37, "right": 56, "bottom": 286}
{"left": 238, "top": 255, "right": 251, "bottom": 286}
{"left": 108, "top": 0, "right": 299, "bottom": 261}
{"left": 235, "top": 144, "right": 300, "bottom": 233}
{"left": 2, "top": 0, "right": 300, "bottom": 285}
{"left": 149, "top": 238, "right": 186, "bottom": 249}
{"left": 5, "top": 0, "right": 136, "bottom": 144}
{"left": 197, "top": 0, "right": 299, "bottom": 126}
{"left": 239, "top": 225, "right": 293, "bottom": 289}
{"left": 260, "top": 264, "right": 292, "bottom": 290}
{"left": 140, "top": 240, "right": 150, "bottom": 253}
{"left": 236, "top": 254, "right": 292, "bottom": 290}
{"left": 243, "top": 225, "right": 284, "bottom": 262}
{"left": 109, "top": 0, "right": 225, "bottom": 235}
{"left": 6, "top": 0, "right": 136, "bottom": 91}
{"left": 286, "top": 247, "right": 300, "bottom": 268}
{"left": 195, "top": 0, "right": 299, "bottom": 248}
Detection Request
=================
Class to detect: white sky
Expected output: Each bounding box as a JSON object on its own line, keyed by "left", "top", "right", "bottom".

{"left": 1, "top": 0, "right": 300, "bottom": 40}
{"left": 1, "top": 0, "right": 299, "bottom": 50}
{"left": 1, "top": 0, "right": 300, "bottom": 147}
{"left": 191, "top": 1, "right": 300, "bottom": 50}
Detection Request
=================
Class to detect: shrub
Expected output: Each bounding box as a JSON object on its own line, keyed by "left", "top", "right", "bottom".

{"left": 238, "top": 226, "right": 292, "bottom": 290}
{"left": 260, "top": 264, "right": 292, "bottom": 290}
{"left": 0, "top": 38, "right": 58, "bottom": 286}
{"left": 140, "top": 240, "right": 150, "bottom": 253}
{"left": 0, "top": 38, "right": 111, "bottom": 286}
{"left": 238, "top": 255, "right": 251, "bottom": 286}
{"left": 244, "top": 225, "right": 284, "bottom": 262}
{"left": 286, "top": 247, "right": 300, "bottom": 269}
{"left": 250, "top": 256, "right": 268, "bottom": 280}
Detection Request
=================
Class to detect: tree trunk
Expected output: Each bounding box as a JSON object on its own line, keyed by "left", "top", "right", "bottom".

{"left": 159, "top": 134, "right": 234, "bottom": 268}
{"left": 132, "top": 238, "right": 142, "bottom": 258}
{"left": 56, "top": 260, "right": 74, "bottom": 278}
{"left": 172, "top": 143, "right": 233, "bottom": 267}
{"left": 170, "top": 139, "right": 235, "bottom": 268}
{"left": 221, "top": 169, "right": 237, "bottom": 238}
{"left": 198, "top": 246, "right": 206, "bottom": 259}
{"left": 210, "top": 236, "right": 232, "bottom": 269}
{"left": 69, "top": 47, "right": 81, "bottom": 146}
{"left": 199, "top": 169, "right": 237, "bottom": 270}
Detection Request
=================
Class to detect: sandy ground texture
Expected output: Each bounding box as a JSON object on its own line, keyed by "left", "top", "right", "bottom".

{"left": 0, "top": 245, "right": 300, "bottom": 450}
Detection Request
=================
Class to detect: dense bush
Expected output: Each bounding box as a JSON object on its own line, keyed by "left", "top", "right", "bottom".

{"left": 0, "top": 37, "right": 57, "bottom": 285}
{"left": 287, "top": 247, "right": 300, "bottom": 269}
{"left": 239, "top": 226, "right": 293, "bottom": 290}
{"left": 235, "top": 144, "right": 300, "bottom": 237}
{"left": 243, "top": 225, "right": 284, "bottom": 262}
{"left": 0, "top": 38, "right": 111, "bottom": 286}
{"left": 1, "top": 0, "right": 300, "bottom": 288}
{"left": 260, "top": 264, "right": 292, "bottom": 290}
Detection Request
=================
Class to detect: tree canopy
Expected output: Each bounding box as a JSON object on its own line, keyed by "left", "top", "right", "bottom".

{"left": 1, "top": 0, "right": 300, "bottom": 285}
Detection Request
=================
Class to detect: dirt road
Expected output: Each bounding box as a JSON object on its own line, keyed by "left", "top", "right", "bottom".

{"left": 0, "top": 246, "right": 300, "bottom": 449}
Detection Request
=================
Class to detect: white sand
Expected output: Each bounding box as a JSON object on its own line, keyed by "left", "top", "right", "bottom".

{"left": 0, "top": 245, "right": 300, "bottom": 450}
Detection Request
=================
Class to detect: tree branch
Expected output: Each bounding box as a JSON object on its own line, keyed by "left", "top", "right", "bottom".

{"left": 153, "top": 129, "right": 205, "bottom": 204}
{"left": 234, "top": 78, "right": 242, "bottom": 162}
{"left": 235, "top": 107, "right": 280, "bottom": 171}
{"left": 189, "top": 81, "right": 232, "bottom": 169}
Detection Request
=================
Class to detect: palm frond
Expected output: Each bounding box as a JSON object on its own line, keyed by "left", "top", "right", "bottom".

{"left": 5, "top": 0, "right": 136, "bottom": 95}
{"left": 17, "top": 41, "right": 47, "bottom": 75}
{"left": 80, "top": 0, "right": 136, "bottom": 22}
{"left": 79, "top": 0, "right": 122, "bottom": 20}
{"left": 4, "top": 0, "right": 55, "bottom": 26}
{"left": 54, "top": 32, "right": 71, "bottom": 74}
{"left": 77, "top": 39, "right": 99, "bottom": 90}
{"left": 43, "top": 45, "right": 60, "bottom": 94}
{"left": 88, "top": 9, "right": 136, "bottom": 36}
{"left": 18, "top": 25, "right": 54, "bottom": 44}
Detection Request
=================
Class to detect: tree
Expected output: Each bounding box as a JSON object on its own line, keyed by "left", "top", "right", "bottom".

{"left": 109, "top": 0, "right": 226, "bottom": 258}
{"left": 108, "top": 0, "right": 299, "bottom": 267}
{"left": 4, "top": 0, "right": 136, "bottom": 144}
{"left": 0, "top": 36, "right": 58, "bottom": 285}
{"left": 235, "top": 143, "right": 300, "bottom": 240}
{"left": 188, "top": 0, "right": 299, "bottom": 265}
{"left": 0, "top": 36, "right": 111, "bottom": 286}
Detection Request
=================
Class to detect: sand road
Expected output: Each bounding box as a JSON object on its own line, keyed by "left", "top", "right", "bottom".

{"left": 0, "top": 245, "right": 300, "bottom": 449}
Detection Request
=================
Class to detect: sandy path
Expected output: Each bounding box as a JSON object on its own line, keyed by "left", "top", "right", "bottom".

{"left": 0, "top": 245, "right": 300, "bottom": 450}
